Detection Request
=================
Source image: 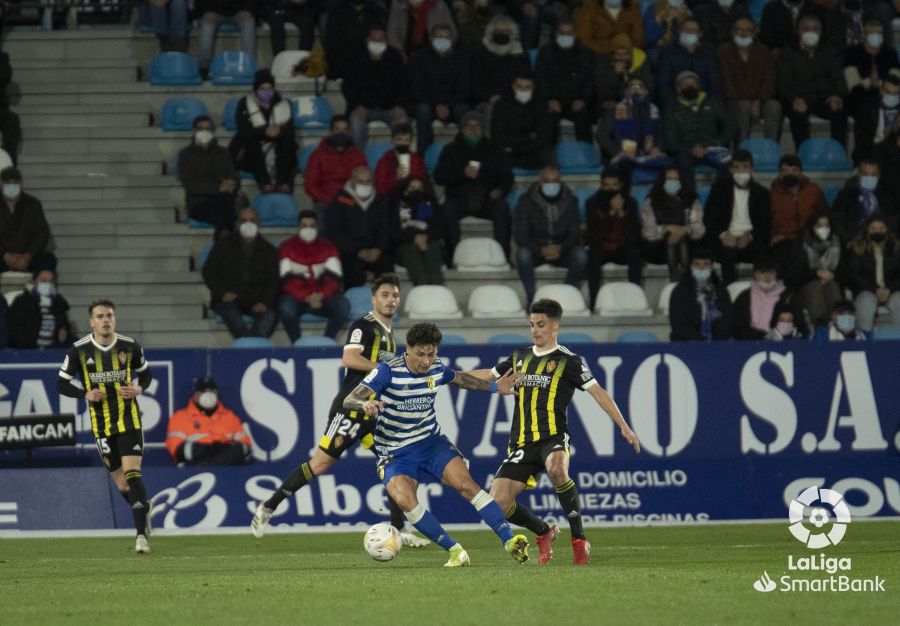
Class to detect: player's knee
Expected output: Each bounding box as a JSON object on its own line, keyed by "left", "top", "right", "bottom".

{"left": 308, "top": 454, "right": 334, "bottom": 476}
{"left": 547, "top": 465, "right": 569, "bottom": 486}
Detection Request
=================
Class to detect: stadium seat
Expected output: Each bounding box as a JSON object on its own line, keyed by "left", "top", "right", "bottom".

{"left": 468, "top": 284, "right": 524, "bottom": 318}
{"left": 453, "top": 237, "right": 510, "bottom": 271}
{"left": 198, "top": 242, "right": 214, "bottom": 269}
{"left": 365, "top": 143, "right": 393, "bottom": 169}
{"left": 210, "top": 51, "right": 257, "bottom": 86}
{"left": 632, "top": 184, "right": 651, "bottom": 208}
{"left": 823, "top": 186, "right": 840, "bottom": 207}
{"left": 573, "top": 187, "right": 595, "bottom": 221}
{"left": 872, "top": 328, "right": 900, "bottom": 341}
{"left": 3, "top": 290, "right": 17, "bottom": 306}
{"left": 222, "top": 97, "right": 241, "bottom": 132}
{"left": 404, "top": 285, "right": 463, "bottom": 319}
{"left": 424, "top": 143, "right": 445, "bottom": 174}
{"left": 506, "top": 187, "right": 525, "bottom": 212}
{"left": 488, "top": 333, "right": 530, "bottom": 345}
{"left": 527, "top": 48, "right": 538, "bottom": 67}
{"left": 595, "top": 283, "right": 653, "bottom": 316}
{"left": 657, "top": 282, "right": 678, "bottom": 316}
{"left": 558, "top": 332, "right": 594, "bottom": 344}
{"left": 344, "top": 286, "right": 372, "bottom": 320}
{"left": 556, "top": 141, "right": 601, "bottom": 175}
{"left": 739, "top": 138, "right": 782, "bottom": 172}
{"left": 298, "top": 143, "right": 317, "bottom": 172}
{"left": 799, "top": 138, "right": 852, "bottom": 171}
{"left": 251, "top": 193, "right": 299, "bottom": 227}
{"left": 533, "top": 284, "right": 590, "bottom": 317}
{"left": 513, "top": 166, "right": 541, "bottom": 176}
{"left": 748, "top": 0, "right": 766, "bottom": 22}
{"left": 617, "top": 330, "right": 660, "bottom": 343}
{"left": 727, "top": 280, "right": 751, "bottom": 302}
{"left": 148, "top": 52, "right": 202, "bottom": 86}
{"left": 293, "top": 336, "right": 339, "bottom": 347}
{"left": 440, "top": 334, "right": 468, "bottom": 345}
{"left": 271, "top": 50, "right": 310, "bottom": 82}
{"left": 697, "top": 185, "right": 710, "bottom": 207}
{"left": 231, "top": 337, "right": 273, "bottom": 348}
{"left": 291, "top": 95, "right": 333, "bottom": 129}
{"left": 160, "top": 97, "right": 209, "bottom": 132}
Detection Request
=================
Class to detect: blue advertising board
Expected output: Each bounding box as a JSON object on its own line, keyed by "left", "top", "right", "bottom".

{"left": 0, "top": 343, "right": 898, "bottom": 532}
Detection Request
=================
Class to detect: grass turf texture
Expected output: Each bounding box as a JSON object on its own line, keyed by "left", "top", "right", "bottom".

{"left": 2, "top": 522, "right": 898, "bottom": 625}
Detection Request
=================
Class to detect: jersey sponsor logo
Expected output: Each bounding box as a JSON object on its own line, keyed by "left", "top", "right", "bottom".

{"left": 88, "top": 370, "right": 129, "bottom": 385}
{"left": 350, "top": 328, "right": 363, "bottom": 344}
{"left": 547, "top": 360, "right": 557, "bottom": 373}
{"left": 394, "top": 396, "right": 436, "bottom": 412}
{"left": 520, "top": 373, "right": 552, "bottom": 388}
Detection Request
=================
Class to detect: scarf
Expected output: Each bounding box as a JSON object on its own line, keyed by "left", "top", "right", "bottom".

{"left": 841, "top": 6, "right": 864, "bottom": 46}
{"left": 697, "top": 283, "right": 721, "bottom": 341}
{"left": 613, "top": 97, "right": 660, "bottom": 153}
{"left": 750, "top": 281, "right": 786, "bottom": 332}
{"left": 408, "top": 0, "right": 437, "bottom": 49}
{"left": 246, "top": 94, "right": 291, "bottom": 129}
{"left": 343, "top": 181, "right": 375, "bottom": 211}
{"left": 857, "top": 186, "right": 880, "bottom": 223}
{"left": 804, "top": 233, "right": 841, "bottom": 271}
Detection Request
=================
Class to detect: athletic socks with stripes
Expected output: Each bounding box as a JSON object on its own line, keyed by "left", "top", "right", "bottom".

{"left": 470, "top": 490, "right": 514, "bottom": 544}
{"left": 124, "top": 469, "right": 149, "bottom": 536}
{"left": 505, "top": 502, "right": 551, "bottom": 536}
{"left": 556, "top": 479, "right": 585, "bottom": 540}
{"left": 264, "top": 462, "right": 314, "bottom": 510}
{"left": 405, "top": 503, "right": 457, "bottom": 550}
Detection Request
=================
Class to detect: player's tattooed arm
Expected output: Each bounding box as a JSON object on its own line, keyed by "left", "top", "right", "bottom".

{"left": 454, "top": 369, "right": 522, "bottom": 395}
{"left": 343, "top": 384, "right": 384, "bottom": 416}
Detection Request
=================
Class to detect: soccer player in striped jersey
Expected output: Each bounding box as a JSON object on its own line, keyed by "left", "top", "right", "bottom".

{"left": 344, "top": 322, "right": 530, "bottom": 567}
{"left": 251, "top": 274, "right": 427, "bottom": 546}
{"left": 56, "top": 299, "right": 154, "bottom": 554}
{"left": 474, "top": 299, "right": 641, "bottom": 565}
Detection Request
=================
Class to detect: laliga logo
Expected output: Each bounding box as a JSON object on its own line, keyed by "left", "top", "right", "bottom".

{"left": 788, "top": 486, "right": 851, "bottom": 549}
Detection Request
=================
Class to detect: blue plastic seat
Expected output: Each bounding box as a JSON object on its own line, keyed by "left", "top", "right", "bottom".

{"left": 556, "top": 141, "right": 601, "bottom": 174}
{"left": 823, "top": 186, "right": 840, "bottom": 207}
{"left": 293, "top": 336, "right": 339, "bottom": 347}
{"left": 300, "top": 312, "right": 329, "bottom": 323}
{"left": 527, "top": 48, "right": 538, "bottom": 67}
{"left": 441, "top": 334, "right": 468, "bottom": 345}
{"left": 573, "top": 187, "right": 595, "bottom": 221}
{"left": 344, "top": 286, "right": 372, "bottom": 320}
{"left": 506, "top": 187, "right": 525, "bottom": 213}
{"left": 198, "top": 241, "right": 214, "bottom": 269}
{"left": 292, "top": 96, "right": 334, "bottom": 129}
{"left": 799, "top": 139, "right": 852, "bottom": 172}
{"left": 149, "top": 52, "right": 202, "bottom": 86}
{"left": 697, "top": 185, "right": 710, "bottom": 207}
{"left": 222, "top": 97, "right": 241, "bottom": 132}
{"left": 739, "top": 138, "right": 782, "bottom": 173}
{"left": 160, "top": 97, "right": 209, "bottom": 131}
{"left": 424, "top": 143, "right": 446, "bottom": 174}
{"left": 873, "top": 328, "right": 900, "bottom": 341}
{"left": 488, "top": 333, "right": 530, "bottom": 345}
{"left": 365, "top": 143, "right": 393, "bottom": 169}
{"left": 617, "top": 330, "right": 660, "bottom": 343}
{"left": 251, "top": 193, "right": 299, "bottom": 227}
{"left": 749, "top": 0, "right": 767, "bottom": 23}
{"left": 558, "top": 332, "right": 595, "bottom": 344}
{"left": 298, "top": 143, "right": 317, "bottom": 173}
{"left": 513, "top": 166, "right": 541, "bottom": 176}
{"left": 210, "top": 51, "right": 257, "bottom": 86}
{"left": 232, "top": 337, "right": 273, "bottom": 348}
{"left": 632, "top": 184, "right": 652, "bottom": 209}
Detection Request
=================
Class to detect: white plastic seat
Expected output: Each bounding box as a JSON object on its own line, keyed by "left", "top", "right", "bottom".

{"left": 4, "top": 290, "right": 18, "bottom": 306}
{"left": 404, "top": 285, "right": 463, "bottom": 320}
{"left": 452, "top": 238, "right": 510, "bottom": 271}
{"left": 468, "top": 285, "right": 524, "bottom": 318}
{"left": 533, "top": 284, "right": 590, "bottom": 317}
{"left": 727, "top": 280, "right": 752, "bottom": 303}
{"left": 657, "top": 282, "right": 678, "bottom": 316}
{"left": 595, "top": 282, "right": 653, "bottom": 316}
{"left": 271, "top": 50, "right": 311, "bottom": 83}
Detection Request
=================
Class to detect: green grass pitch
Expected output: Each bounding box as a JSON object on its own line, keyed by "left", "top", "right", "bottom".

{"left": 2, "top": 522, "right": 898, "bottom": 625}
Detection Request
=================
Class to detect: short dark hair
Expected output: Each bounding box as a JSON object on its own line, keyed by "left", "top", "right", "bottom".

{"left": 371, "top": 273, "right": 401, "bottom": 294}
{"left": 89, "top": 299, "right": 115, "bottom": 315}
{"left": 753, "top": 256, "right": 778, "bottom": 273}
{"left": 832, "top": 299, "right": 855, "bottom": 313}
{"left": 859, "top": 156, "right": 880, "bottom": 169}
{"left": 192, "top": 114, "right": 214, "bottom": 129}
{"left": 391, "top": 122, "right": 414, "bottom": 138}
{"left": 406, "top": 323, "right": 442, "bottom": 347}
{"left": 732, "top": 148, "right": 754, "bottom": 166}
{"left": 692, "top": 247, "right": 713, "bottom": 261}
{"left": 368, "top": 23, "right": 386, "bottom": 37}
{"left": 298, "top": 209, "right": 318, "bottom": 223}
{"left": 601, "top": 164, "right": 624, "bottom": 181}
{"left": 530, "top": 299, "right": 563, "bottom": 320}
{"left": 779, "top": 154, "right": 802, "bottom": 169}
{"left": 330, "top": 114, "right": 349, "bottom": 130}
{"left": 513, "top": 70, "right": 535, "bottom": 83}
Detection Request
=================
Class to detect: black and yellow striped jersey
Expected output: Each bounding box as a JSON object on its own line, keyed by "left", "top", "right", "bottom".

{"left": 492, "top": 345, "right": 598, "bottom": 447}
{"left": 58, "top": 333, "right": 151, "bottom": 438}
{"left": 331, "top": 313, "right": 397, "bottom": 411}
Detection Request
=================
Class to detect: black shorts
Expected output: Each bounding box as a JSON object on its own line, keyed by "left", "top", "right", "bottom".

{"left": 95, "top": 430, "right": 144, "bottom": 472}
{"left": 318, "top": 406, "right": 378, "bottom": 459}
{"left": 495, "top": 433, "right": 570, "bottom": 487}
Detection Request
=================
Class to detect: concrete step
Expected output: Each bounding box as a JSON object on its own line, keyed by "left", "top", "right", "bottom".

{"left": 30, "top": 186, "right": 176, "bottom": 201}
{"left": 13, "top": 66, "right": 138, "bottom": 83}
{"left": 45, "top": 207, "right": 175, "bottom": 224}
{"left": 58, "top": 255, "right": 190, "bottom": 273}
{"left": 41, "top": 198, "right": 171, "bottom": 210}
{"left": 55, "top": 269, "right": 197, "bottom": 285}
{"left": 12, "top": 57, "right": 141, "bottom": 70}
{"left": 71, "top": 302, "right": 204, "bottom": 321}
{"left": 26, "top": 174, "right": 172, "bottom": 189}
{"left": 20, "top": 160, "right": 162, "bottom": 177}
{"left": 4, "top": 29, "right": 135, "bottom": 60}
{"left": 19, "top": 111, "right": 151, "bottom": 129}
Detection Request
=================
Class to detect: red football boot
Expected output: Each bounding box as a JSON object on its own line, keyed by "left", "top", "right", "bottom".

{"left": 572, "top": 538, "right": 591, "bottom": 565}
{"left": 536, "top": 524, "right": 559, "bottom": 564}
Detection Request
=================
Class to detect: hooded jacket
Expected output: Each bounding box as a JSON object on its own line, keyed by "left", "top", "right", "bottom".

{"left": 469, "top": 17, "right": 530, "bottom": 103}
{"left": 574, "top": 0, "right": 645, "bottom": 54}
{"left": 303, "top": 137, "right": 368, "bottom": 204}
{"left": 513, "top": 183, "right": 581, "bottom": 255}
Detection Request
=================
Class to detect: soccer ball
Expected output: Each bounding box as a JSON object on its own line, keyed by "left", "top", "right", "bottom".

{"left": 364, "top": 522, "right": 401, "bottom": 562}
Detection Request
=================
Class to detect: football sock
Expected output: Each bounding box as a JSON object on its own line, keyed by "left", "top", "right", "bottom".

{"left": 118, "top": 489, "right": 130, "bottom": 503}
{"left": 405, "top": 503, "right": 457, "bottom": 551}
{"left": 265, "top": 462, "right": 314, "bottom": 510}
{"left": 555, "top": 479, "right": 585, "bottom": 540}
{"left": 505, "top": 502, "right": 550, "bottom": 536}
{"left": 387, "top": 495, "right": 405, "bottom": 531}
{"left": 124, "top": 470, "right": 148, "bottom": 536}
{"left": 470, "top": 490, "right": 514, "bottom": 544}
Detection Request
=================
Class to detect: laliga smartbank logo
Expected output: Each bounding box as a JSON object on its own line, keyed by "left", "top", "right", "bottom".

{"left": 752, "top": 486, "right": 886, "bottom": 593}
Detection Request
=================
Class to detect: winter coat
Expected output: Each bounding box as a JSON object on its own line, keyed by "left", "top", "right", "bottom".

{"left": 663, "top": 92, "right": 733, "bottom": 153}
{"left": 323, "top": 0, "right": 387, "bottom": 80}
{"left": 179, "top": 140, "right": 240, "bottom": 206}
{"left": 513, "top": 183, "right": 581, "bottom": 255}
{"left": 534, "top": 40, "right": 596, "bottom": 105}
{"left": 323, "top": 189, "right": 392, "bottom": 256}
{"left": 374, "top": 150, "right": 429, "bottom": 197}
{"left": 469, "top": 29, "right": 530, "bottom": 104}
{"left": 840, "top": 238, "right": 900, "bottom": 295}
{"left": 341, "top": 46, "right": 409, "bottom": 111}
{"left": 574, "top": 0, "right": 645, "bottom": 54}
{"left": 303, "top": 138, "right": 368, "bottom": 204}
{"left": 202, "top": 233, "right": 279, "bottom": 308}
{"left": 657, "top": 41, "right": 723, "bottom": 106}
{"left": 770, "top": 176, "right": 829, "bottom": 241}
{"left": 703, "top": 177, "right": 771, "bottom": 252}
{"left": 386, "top": 0, "right": 457, "bottom": 57}
{"left": 277, "top": 235, "right": 343, "bottom": 302}
{"left": 669, "top": 272, "right": 734, "bottom": 340}
{"left": 0, "top": 193, "right": 50, "bottom": 256}
{"left": 776, "top": 43, "right": 846, "bottom": 104}
{"left": 409, "top": 45, "right": 471, "bottom": 108}
{"left": 717, "top": 39, "right": 776, "bottom": 102}
{"left": 433, "top": 134, "right": 513, "bottom": 200}
{"left": 832, "top": 178, "right": 898, "bottom": 242}
{"left": 8, "top": 289, "right": 73, "bottom": 349}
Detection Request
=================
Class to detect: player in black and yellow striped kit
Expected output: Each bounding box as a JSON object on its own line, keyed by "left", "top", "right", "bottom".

{"left": 476, "top": 299, "right": 641, "bottom": 565}
{"left": 57, "top": 299, "right": 154, "bottom": 554}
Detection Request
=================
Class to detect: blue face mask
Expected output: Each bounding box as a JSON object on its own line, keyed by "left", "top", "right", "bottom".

{"left": 836, "top": 314, "right": 856, "bottom": 333}
{"left": 36, "top": 282, "right": 55, "bottom": 297}
{"left": 541, "top": 182, "right": 561, "bottom": 198}
{"left": 883, "top": 94, "right": 900, "bottom": 108}
{"left": 3, "top": 183, "right": 20, "bottom": 199}
{"left": 860, "top": 175, "right": 879, "bottom": 191}
{"left": 692, "top": 267, "right": 711, "bottom": 282}
{"left": 664, "top": 179, "right": 682, "bottom": 196}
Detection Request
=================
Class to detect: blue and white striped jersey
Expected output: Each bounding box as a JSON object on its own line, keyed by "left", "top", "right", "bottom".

{"left": 360, "top": 356, "right": 456, "bottom": 454}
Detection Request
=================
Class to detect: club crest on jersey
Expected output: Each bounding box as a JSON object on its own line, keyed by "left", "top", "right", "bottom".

{"left": 117, "top": 351, "right": 128, "bottom": 365}
{"left": 333, "top": 435, "right": 344, "bottom": 449}
{"left": 546, "top": 360, "right": 557, "bottom": 373}
{"left": 428, "top": 376, "right": 436, "bottom": 389}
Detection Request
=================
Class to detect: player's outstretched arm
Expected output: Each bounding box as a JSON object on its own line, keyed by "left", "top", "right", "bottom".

{"left": 587, "top": 384, "right": 641, "bottom": 453}
{"left": 463, "top": 368, "right": 498, "bottom": 381}
{"left": 453, "top": 369, "right": 522, "bottom": 394}
{"left": 342, "top": 348, "right": 379, "bottom": 373}
{"left": 343, "top": 384, "right": 384, "bottom": 416}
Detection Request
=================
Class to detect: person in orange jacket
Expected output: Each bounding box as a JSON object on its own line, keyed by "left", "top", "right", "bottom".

{"left": 166, "top": 377, "right": 253, "bottom": 466}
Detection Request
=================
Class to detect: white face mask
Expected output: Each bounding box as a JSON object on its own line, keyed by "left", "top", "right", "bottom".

{"left": 198, "top": 391, "right": 218, "bottom": 410}
{"left": 800, "top": 31, "right": 820, "bottom": 47}
{"left": 514, "top": 89, "right": 533, "bottom": 104}
{"left": 36, "top": 282, "right": 55, "bottom": 297}
{"left": 194, "top": 129, "right": 214, "bottom": 146}
{"left": 367, "top": 41, "right": 387, "bottom": 57}
{"left": 733, "top": 171, "right": 751, "bottom": 186}
{"left": 680, "top": 32, "right": 699, "bottom": 48}
{"left": 556, "top": 34, "right": 575, "bottom": 49}
{"left": 3, "top": 183, "right": 20, "bottom": 199}
{"left": 432, "top": 37, "right": 452, "bottom": 54}
{"left": 718, "top": 0, "right": 735, "bottom": 7}
{"left": 355, "top": 183, "right": 374, "bottom": 200}
{"left": 866, "top": 32, "right": 884, "bottom": 49}
{"left": 814, "top": 226, "right": 831, "bottom": 240}
{"left": 239, "top": 221, "right": 258, "bottom": 239}
{"left": 299, "top": 227, "right": 317, "bottom": 242}
{"left": 734, "top": 35, "right": 753, "bottom": 48}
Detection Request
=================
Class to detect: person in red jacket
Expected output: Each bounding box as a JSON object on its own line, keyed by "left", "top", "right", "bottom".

{"left": 277, "top": 209, "right": 351, "bottom": 342}
{"left": 165, "top": 377, "right": 253, "bottom": 466}
{"left": 303, "top": 115, "right": 368, "bottom": 218}
{"left": 373, "top": 122, "right": 428, "bottom": 197}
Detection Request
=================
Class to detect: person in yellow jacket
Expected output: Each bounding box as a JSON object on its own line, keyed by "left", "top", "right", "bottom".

{"left": 574, "top": 0, "right": 645, "bottom": 55}
{"left": 166, "top": 377, "right": 253, "bottom": 466}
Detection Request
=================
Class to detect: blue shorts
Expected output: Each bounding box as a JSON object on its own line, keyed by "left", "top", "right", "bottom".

{"left": 377, "top": 434, "right": 463, "bottom": 485}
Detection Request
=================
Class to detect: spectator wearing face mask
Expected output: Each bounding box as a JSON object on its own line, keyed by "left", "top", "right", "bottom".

{"left": 643, "top": 0, "right": 694, "bottom": 56}
{"left": 343, "top": 25, "right": 410, "bottom": 150}
{"left": 832, "top": 158, "right": 898, "bottom": 241}
{"left": 781, "top": 212, "right": 844, "bottom": 327}
{"left": 304, "top": 115, "right": 368, "bottom": 217}
{"left": 230, "top": 69, "right": 298, "bottom": 194}
{"left": 657, "top": 17, "right": 723, "bottom": 108}
{"left": 843, "top": 21, "right": 899, "bottom": 115}
{"left": 409, "top": 24, "right": 472, "bottom": 152}
{"left": 454, "top": 0, "right": 499, "bottom": 52}
{"left": 759, "top": 0, "right": 812, "bottom": 51}
{"left": 668, "top": 247, "right": 734, "bottom": 340}
{"left": 202, "top": 207, "right": 279, "bottom": 339}
{"left": 732, "top": 257, "right": 791, "bottom": 339}
{"left": 512, "top": 0, "right": 571, "bottom": 51}
{"left": 323, "top": 0, "right": 388, "bottom": 81}
{"left": 641, "top": 167, "right": 706, "bottom": 281}
{"left": 852, "top": 69, "right": 900, "bottom": 162}
{"left": 491, "top": 71, "right": 554, "bottom": 170}
{"left": 694, "top": 0, "right": 749, "bottom": 45}
{"left": 470, "top": 15, "right": 530, "bottom": 128}
{"left": 513, "top": 165, "right": 587, "bottom": 305}
{"left": 391, "top": 176, "right": 445, "bottom": 285}
{"left": 374, "top": 123, "right": 429, "bottom": 197}
{"left": 8, "top": 268, "right": 73, "bottom": 349}
{"left": 535, "top": 20, "right": 596, "bottom": 144}
{"left": 820, "top": 0, "right": 894, "bottom": 50}
{"left": 776, "top": 14, "right": 848, "bottom": 149}
{"left": 323, "top": 167, "right": 394, "bottom": 289}
{"left": 278, "top": 210, "right": 351, "bottom": 341}
{"left": 840, "top": 215, "right": 900, "bottom": 332}
{"left": 824, "top": 299, "right": 867, "bottom": 340}
{"left": 574, "top": 0, "right": 645, "bottom": 55}
{"left": 594, "top": 33, "right": 655, "bottom": 117}
{"left": 0, "top": 167, "right": 56, "bottom": 275}
{"left": 179, "top": 115, "right": 240, "bottom": 240}
{"left": 166, "top": 377, "right": 253, "bottom": 466}
{"left": 764, "top": 303, "right": 805, "bottom": 340}
{"left": 387, "top": 0, "right": 457, "bottom": 57}
{"left": 770, "top": 154, "right": 829, "bottom": 255}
